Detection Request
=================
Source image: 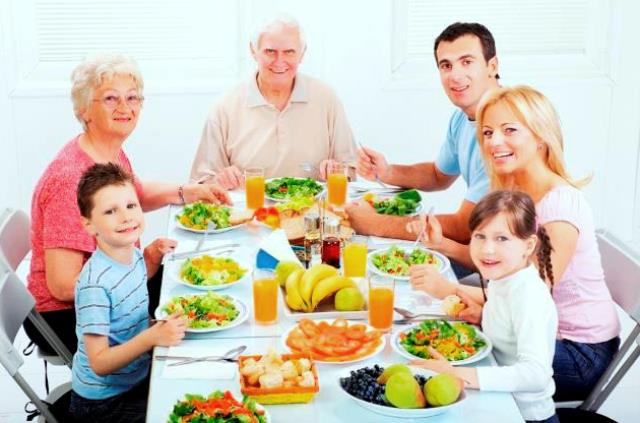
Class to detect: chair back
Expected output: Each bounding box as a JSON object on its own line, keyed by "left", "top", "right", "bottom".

{"left": 0, "top": 271, "right": 34, "bottom": 374}
{"left": 0, "top": 208, "right": 31, "bottom": 272}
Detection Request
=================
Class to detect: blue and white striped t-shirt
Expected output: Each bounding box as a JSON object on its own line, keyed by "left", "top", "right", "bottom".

{"left": 72, "top": 247, "right": 150, "bottom": 400}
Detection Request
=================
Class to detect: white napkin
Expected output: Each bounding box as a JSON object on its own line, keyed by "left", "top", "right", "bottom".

{"left": 257, "top": 229, "right": 302, "bottom": 265}
{"left": 161, "top": 346, "right": 237, "bottom": 380}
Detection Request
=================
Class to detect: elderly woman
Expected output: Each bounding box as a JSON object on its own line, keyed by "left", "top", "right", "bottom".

{"left": 24, "top": 54, "right": 229, "bottom": 355}
{"left": 189, "top": 14, "right": 357, "bottom": 189}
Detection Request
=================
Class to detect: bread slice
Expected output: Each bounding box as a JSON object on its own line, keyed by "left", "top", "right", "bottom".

{"left": 230, "top": 209, "right": 254, "bottom": 226}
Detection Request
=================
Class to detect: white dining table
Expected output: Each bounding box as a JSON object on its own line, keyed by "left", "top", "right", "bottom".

{"left": 145, "top": 189, "right": 525, "bottom": 423}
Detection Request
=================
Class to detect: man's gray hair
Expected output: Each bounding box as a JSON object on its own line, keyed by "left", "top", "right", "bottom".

{"left": 250, "top": 13, "right": 307, "bottom": 52}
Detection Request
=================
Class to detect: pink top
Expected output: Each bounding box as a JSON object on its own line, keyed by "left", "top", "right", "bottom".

{"left": 28, "top": 136, "right": 143, "bottom": 312}
{"left": 536, "top": 185, "right": 620, "bottom": 343}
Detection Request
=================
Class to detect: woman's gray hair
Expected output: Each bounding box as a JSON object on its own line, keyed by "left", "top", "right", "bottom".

{"left": 250, "top": 13, "right": 306, "bottom": 52}
{"left": 70, "top": 53, "right": 144, "bottom": 129}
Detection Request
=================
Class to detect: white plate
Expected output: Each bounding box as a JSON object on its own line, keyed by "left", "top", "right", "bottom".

{"left": 391, "top": 321, "right": 492, "bottom": 366}
{"left": 264, "top": 177, "right": 325, "bottom": 202}
{"left": 156, "top": 293, "right": 248, "bottom": 333}
{"left": 337, "top": 364, "right": 466, "bottom": 418}
{"left": 371, "top": 196, "right": 424, "bottom": 217}
{"left": 281, "top": 318, "right": 386, "bottom": 364}
{"left": 368, "top": 246, "right": 450, "bottom": 281}
{"left": 168, "top": 253, "right": 252, "bottom": 291}
{"left": 175, "top": 219, "right": 245, "bottom": 234}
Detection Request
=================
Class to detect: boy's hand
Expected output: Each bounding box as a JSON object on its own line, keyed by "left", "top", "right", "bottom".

{"left": 144, "top": 238, "right": 177, "bottom": 267}
{"left": 152, "top": 312, "right": 187, "bottom": 346}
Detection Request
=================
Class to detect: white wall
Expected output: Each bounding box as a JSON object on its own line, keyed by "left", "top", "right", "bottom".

{"left": 1, "top": 0, "right": 639, "bottom": 251}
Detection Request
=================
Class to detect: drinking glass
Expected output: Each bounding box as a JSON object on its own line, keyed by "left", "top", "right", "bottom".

{"left": 245, "top": 167, "right": 265, "bottom": 210}
{"left": 368, "top": 275, "right": 394, "bottom": 332}
{"left": 327, "top": 162, "right": 348, "bottom": 208}
{"left": 252, "top": 268, "right": 278, "bottom": 325}
{"left": 343, "top": 235, "right": 368, "bottom": 278}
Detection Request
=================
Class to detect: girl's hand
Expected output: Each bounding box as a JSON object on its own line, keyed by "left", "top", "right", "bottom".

{"left": 405, "top": 212, "right": 444, "bottom": 249}
{"left": 152, "top": 312, "right": 187, "bottom": 346}
{"left": 144, "top": 238, "right": 177, "bottom": 267}
{"left": 456, "top": 290, "right": 484, "bottom": 325}
{"left": 183, "top": 183, "right": 232, "bottom": 205}
{"left": 409, "top": 265, "right": 455, "bottom": 299}
{"left": 410, "top": 347, "right": 454, "bottom": 373}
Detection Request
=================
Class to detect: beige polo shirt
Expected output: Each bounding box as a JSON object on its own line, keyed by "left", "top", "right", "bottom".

{"left": 189, "top": 73, "right": 357, "bottom": 182}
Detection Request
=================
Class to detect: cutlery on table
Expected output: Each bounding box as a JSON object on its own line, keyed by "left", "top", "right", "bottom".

{"left": 167, "top": 243, "right": 241, "bottom": 261}
{"left": 393, "top": 306, "right": 461, "bottom": 324}
{"left": 166, "top": 345, "right": 247, "bottom": 367}
{"left": 357, "top": 141, "right": 390, "bottom": 190}
{"left": 194, "top": 221, "right": 217, "bottom": 252}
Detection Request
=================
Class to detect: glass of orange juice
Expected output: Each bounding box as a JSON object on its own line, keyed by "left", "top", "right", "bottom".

{"left": 252, "top": 268, "right": 278, "bottom": 325}
{"left": 245, "top": 167, "right": 265, "bottom": 210}
{"left": 368, "top": 275, "right": 394, "bottom": 332}
{"left": 343, "top": 235, "right": 368, "bottom": 278}
{"left": 327, "top": 162, "right": 348, "bottom": 208}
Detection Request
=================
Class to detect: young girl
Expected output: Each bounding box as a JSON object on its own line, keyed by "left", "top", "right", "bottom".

{"left": 413, "top": 190, "right": 559, "bottom": 423}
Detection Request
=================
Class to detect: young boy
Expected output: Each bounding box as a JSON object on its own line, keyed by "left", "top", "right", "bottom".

{"left": 70, "top": 162, "right": 186, "bottom": 423}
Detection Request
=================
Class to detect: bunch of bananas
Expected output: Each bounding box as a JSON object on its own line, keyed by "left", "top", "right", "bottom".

{"left": 284, "top": 264, "right": 358, "bottom": 312}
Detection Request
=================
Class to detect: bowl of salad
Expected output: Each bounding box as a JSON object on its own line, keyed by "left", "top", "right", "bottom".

{"left": 392, "top": 319, "right": 492, "bottom": 365}
{"left": 168, "top": 390, "right": 269, "bottom": 422}
{"left": 265, "top": 177, "right": 324, "bottom": 201}
{"left": 368, "top": 245, "right": 449, "bottom": 280}
{"left": 175, "top": 202, "right": 243, "bottom": 233}
{"left": 157, "top": 291, "right": 248, "bottom": 333}
{"left": 169, "top": 253, "right": 251, "bottom": 291}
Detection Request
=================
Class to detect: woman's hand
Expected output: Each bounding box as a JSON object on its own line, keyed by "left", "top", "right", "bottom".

{"left": 144, "top": 238, "right": 176, "bottom": 266}
{"left": 214, "top": 165, "right": 243, "bottom": 190}
{"left": 357, "top": 147, "right": 389, "bottom": 181}
{"left": 183, "top": 183, "right": 232, "bottom": 205}
{"left": 151, "top": 312, "right": 187, "bottom": 346}
{"left": 456, "top": 290, "right": 484, "bottom": 325}
{"left": 409, "top": 265, "right": 455, "bottom": 299}
{"left": 406, "top": 212, "right": 444, "bottom": 250}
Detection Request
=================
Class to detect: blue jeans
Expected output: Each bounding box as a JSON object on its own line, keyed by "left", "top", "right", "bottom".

{"left": 70, "top": 376, "right": 149, "bottom": 423}
{"left": 553, "top": 337, "right": 620, "bottom": 401}
{"left": 527, "top": 414, "right": 560, "bottom": 423}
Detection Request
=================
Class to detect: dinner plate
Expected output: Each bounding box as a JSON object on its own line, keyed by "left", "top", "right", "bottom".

{"left": 175, "top": 219, "right": 245, "bottom": 234}
{"left": 264, "top": 177, "right": 325, "bottom": 202}
{"left": 155, "top": 293, "right": 248, "bottom": 333}
{"left": 391, "top": 321, "right": 493, "bottom": 365}
{"left": 373, "top": 200, "right": 424, "bottom": 217}
{"left": 368, "top": 245, "right": 450, "bottom": 281}
{"left": 168, "top": 253, "right": 252, "bottom": 291}
{"left": 337, "top": 365, "right": 466, "bottom": 418}
{"left": 281, "top": 319, "right": 386, "bottom": 364}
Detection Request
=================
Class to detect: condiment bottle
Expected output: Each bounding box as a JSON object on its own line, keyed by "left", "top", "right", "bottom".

{"left": 321, "top": 217, "right": 341, "bottom": 268}
{"left": 304, "top": 213, "right": 321, "bottom": 268}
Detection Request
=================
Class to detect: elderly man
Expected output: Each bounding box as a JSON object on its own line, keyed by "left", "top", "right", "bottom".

{"left": 190, "top": 15, "right": 357, "bottom": 190}
{"left": 347, "top": 22, "right": 499, "bottom": 244}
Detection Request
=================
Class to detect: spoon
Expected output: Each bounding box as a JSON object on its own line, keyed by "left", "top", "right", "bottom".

{"left": 167, "top": 345, "right": 247, "bottom": 367}
{"left": 393, "top": 306, "right": 461, "bottom": 323}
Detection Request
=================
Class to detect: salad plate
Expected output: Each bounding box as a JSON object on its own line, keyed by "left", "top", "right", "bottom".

{"left": 156, "top": 292, "right": 248, "bottom": 333}
{"left": 175, "top": 202, "right": 245, "bottom": 233}
{"left": 368, "top": 245, "right": 450, "bottom": 281}
{"left": 391, "top": 319, "right": 492, "bottom": 365}
{"left": 168, "top": 253, "right": 252, "bottom": 291}
{"left": 168, "top": 389, "right": 270, "bottom": 422}
{"left": 265, "top": 177, "right": 324, "bottom": 202}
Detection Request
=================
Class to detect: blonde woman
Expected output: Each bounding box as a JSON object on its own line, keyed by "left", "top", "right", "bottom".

{"left": 407, "top": 85, "right": 620, "bottom": 401}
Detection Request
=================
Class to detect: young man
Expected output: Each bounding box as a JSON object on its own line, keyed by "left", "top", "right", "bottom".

{"left": 70, "top": 163, "right": 186, "bottom": 423}
{"left": 347, "top": 22, "right": 500, "bottom": 244}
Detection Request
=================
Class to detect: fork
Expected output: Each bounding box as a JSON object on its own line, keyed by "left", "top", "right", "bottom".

{"left": 195, "top": 221, "right": 217, "bottom": 252}
{"left": 412, "top": 206, "right": 435, "bottom": 249}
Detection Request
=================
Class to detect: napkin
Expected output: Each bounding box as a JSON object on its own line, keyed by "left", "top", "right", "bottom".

{"left": 255, "top": 229, "right": 302, "bottom": 269}
{"left": 161, "top": 346, "right": 237, "bottom": 380}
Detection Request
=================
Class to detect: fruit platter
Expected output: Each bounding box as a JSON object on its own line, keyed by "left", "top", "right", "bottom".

{"left": 169, "top": 254, "right": 251, "bottom": 291}
{"left": 265, "top": 177, "right": 324, "bottom": 201}
{"left": 168, "top": 390, "right": 269, "bottom": 422}
{"left": 239, "top": 349, "right": 319, "bottom": 404}
{"left": 392, "top": 319, "right": 492, "bottom": 365}
{"left": 368, "top": 245, "right": 450, "bottom": 280}
{"left": 175, "top": 202, "right": 249, "bottom": 233}
{"left": 283, "top": 318, "right": 385, "bottom": 363}
{"left": 157, "top": 292, "right": 248, "bottom": 333}
{"left": 338, "top": 364, "right": 466, "bottom": 418}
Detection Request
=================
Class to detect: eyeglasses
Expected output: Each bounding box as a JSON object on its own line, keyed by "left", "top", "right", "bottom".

{"left": 92, "top": 94, "right": 144, "bottom": 109}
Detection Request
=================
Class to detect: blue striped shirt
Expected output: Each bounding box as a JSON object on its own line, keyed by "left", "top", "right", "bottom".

{"left": 72, "top": 247, "right": 150, "bottom": 399}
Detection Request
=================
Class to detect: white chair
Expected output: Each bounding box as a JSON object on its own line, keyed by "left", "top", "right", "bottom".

{"left": 555, "top": 230, "right": 640, "bottom": 416}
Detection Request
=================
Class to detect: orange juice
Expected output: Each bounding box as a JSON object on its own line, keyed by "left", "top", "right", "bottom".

{"left": 368, "top": 286, "right": 394, "bottom": 331}
{"left": 327, "top": 173, "right": 348, "bottom": 207}
{"left": 343, "top": 242, "right": 367, "bottom": 277}
{"left": 253, "top": 276, "right": 278, "bottom": 325}
{"left": 245, "top": 175, "right": 265, "bottom": 210}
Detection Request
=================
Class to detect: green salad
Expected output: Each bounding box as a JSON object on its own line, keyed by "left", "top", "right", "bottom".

{"left": 399, "top": 319, "right": 487, "bottom": 361}
{"left": 373, "top": 189, "right": 422, "bottom": 216}
{"left": 371, "top": 245, "right": 440, "bottom": 276}
{"left": 180, "top": 255, "right": 247, "bottom": 286}
{"left": 168, "top": 390, "right": 266, "bottom": 423}
{"left": 265, "top": 177, "right": 323, "bottom": 200}
{"left": 176, "top": 202, "right": 231, "bottom": 230}
{"left": 162, "top": 292, "right": 239, "bottom": 329}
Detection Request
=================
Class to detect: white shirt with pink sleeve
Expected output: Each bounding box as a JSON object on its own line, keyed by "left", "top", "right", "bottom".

{"left": 536, "top": 185, "right": 620, "bottom": 344}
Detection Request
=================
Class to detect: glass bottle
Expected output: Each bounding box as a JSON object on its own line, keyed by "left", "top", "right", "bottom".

{"left": 322, "top": 217, "right": 341, "bottom": 268}
{"left": 304, "top": 213, "right": 321, "bottom": 268}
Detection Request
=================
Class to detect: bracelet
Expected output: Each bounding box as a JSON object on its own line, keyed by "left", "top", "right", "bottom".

{"left": 178, "top": 185, "right": 186, "bottom": 205}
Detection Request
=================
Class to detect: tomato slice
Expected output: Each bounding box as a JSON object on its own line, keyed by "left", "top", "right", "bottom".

{"left": 299, "top": 319, "right": 318, "bottom": 337}
{"left": 345, "top": 325, "right": 366, "bottom": 340}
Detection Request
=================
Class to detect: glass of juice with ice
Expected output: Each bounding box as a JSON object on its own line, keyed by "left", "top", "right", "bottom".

{"left": 245, "top": 167, "right": 265, "bottom": 210}
{"left": 252, "top": 268, "right": 278, "bottom": 325}
{"left": 368, "top": 275, "right": 394, "bottom": 332}
{"left": 327, "top": 162, "right": 348, "bottom": 208}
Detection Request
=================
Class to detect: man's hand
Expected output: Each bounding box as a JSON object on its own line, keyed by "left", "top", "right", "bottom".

{"left": 344, "top": 200, "right": 381, "bottom": 236}
{"left": 357, "top": 147, "right": 389, "bottom": 182}
{"left": 214, "top": 165, "right": 243, "bottom": 190}
{"left": 183, "top": 183, "right": 232, "bottom": 205}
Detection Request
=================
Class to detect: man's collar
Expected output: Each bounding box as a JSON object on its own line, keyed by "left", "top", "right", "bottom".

{"left": 246, "top": 72, "right": 309, "bottom": 108}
